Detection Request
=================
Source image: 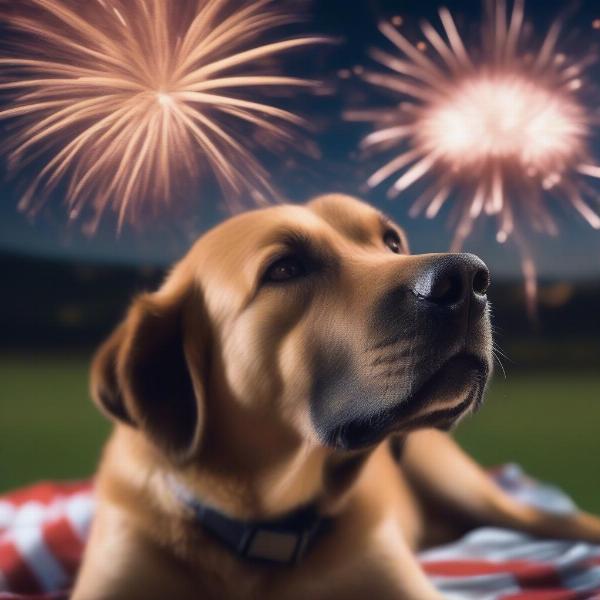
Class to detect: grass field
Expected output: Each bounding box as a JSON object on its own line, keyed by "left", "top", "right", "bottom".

{"left": 1, "top": 354, "right": 599, "bottom": 514}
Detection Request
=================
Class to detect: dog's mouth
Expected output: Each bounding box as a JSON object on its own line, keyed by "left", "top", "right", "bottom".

{"left": 329, "top": 353, "right": 488, "bottom": 450}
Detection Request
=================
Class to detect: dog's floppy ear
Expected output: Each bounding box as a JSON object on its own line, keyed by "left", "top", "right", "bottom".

{"left": 91, "top": 286, "right": 209, "bottom": 462}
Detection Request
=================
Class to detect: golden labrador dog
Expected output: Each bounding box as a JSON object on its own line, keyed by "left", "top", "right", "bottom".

{"left": 74, "top": 194, "right": 600, "bottom": 600}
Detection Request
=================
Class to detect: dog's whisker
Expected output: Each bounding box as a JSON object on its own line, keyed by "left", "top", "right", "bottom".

{"left": 492, "top": 349, "right": 507, "bottom": 380}
{"left": 492, "top": 342, "right": 513, "bottom": 363}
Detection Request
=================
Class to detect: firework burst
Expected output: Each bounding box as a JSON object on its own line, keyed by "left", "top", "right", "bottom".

{"left": 346, "top": 0, "right": 600, "bottom": 311}
{"left": 0, "top": 0, "right": 325, "bottom": 230}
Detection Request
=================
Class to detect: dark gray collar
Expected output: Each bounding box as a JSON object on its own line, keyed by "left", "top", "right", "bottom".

{"left": 168, "top": 477, "right": 326, "bottom": 565}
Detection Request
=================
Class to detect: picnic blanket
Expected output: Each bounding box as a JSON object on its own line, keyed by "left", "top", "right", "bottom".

{"left": 1, "top": 465, "right": 599, "bottom": 599}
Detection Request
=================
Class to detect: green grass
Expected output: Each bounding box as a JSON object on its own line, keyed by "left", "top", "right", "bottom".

{"left": 1, "top": 355, "right": 599, "bottom": 514}
{"left": 456, "top": 372, "right": 600, "bottom": 514}
{"left": 0, "top": 354, "right": 109, "bottom": 490}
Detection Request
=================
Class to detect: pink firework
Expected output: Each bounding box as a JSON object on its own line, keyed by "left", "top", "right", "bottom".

{"left": 346, "top": 0, "right": 600, "bottom": 312}
{"left": 0, "top": 0, "right": 325, "bottom": 231}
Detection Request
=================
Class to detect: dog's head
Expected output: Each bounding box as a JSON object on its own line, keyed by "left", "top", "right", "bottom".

{"left": 92, "top": 194, "right": 491, "bottom": 463}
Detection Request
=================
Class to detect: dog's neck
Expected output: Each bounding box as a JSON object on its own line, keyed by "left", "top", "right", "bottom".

{"left": 184, "top": 437, "right": 374, "bottom": 521}
{"left": 159, "top": 449, "right": 374, "bottom": 565}
{"left": 104, "top": 425, "right": 375, "bottom": 525}
{"left": 98, "top": 427, "right": 381, "bottom": 572}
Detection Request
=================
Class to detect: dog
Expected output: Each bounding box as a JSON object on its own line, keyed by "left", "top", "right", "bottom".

{"left": 74, "top": 194, "right": 600, "bottom": 600}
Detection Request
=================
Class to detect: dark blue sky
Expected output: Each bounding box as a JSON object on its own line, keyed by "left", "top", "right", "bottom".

{"left": 1, "top": 0, "right": 599, "bottom": 280}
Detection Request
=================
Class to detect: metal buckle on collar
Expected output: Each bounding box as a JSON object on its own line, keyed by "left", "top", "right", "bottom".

{"left": 241, "top": 520, "right": 320, "bottom": 564}
{"left": 168, "top": 475, "right": 323, "bottom": 566}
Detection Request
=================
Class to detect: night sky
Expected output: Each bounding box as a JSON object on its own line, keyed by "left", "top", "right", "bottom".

{"left": 1, "top": 0, "right": 599, "bottom": 280}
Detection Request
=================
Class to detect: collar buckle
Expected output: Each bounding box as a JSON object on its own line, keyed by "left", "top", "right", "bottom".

{"left": 168, "top": 475, "right": 324, "bottom": 566}
{"left": 242, "top": 519, "right": 321, "bottom": 564}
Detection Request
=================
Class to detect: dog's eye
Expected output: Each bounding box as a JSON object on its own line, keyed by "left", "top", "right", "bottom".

{"left": 383, "top": 229, "right": 402, "bottom": 254}
{"left": 263, "top": 255, "right": 306, "bottom": 283}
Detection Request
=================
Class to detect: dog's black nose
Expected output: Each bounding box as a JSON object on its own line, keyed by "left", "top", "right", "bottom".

{"left": 413, "top": 253, "right": 489, "bottom": 308}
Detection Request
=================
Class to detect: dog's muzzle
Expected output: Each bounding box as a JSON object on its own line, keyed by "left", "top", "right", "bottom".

{"left": 310, "top": 253, "right": 491, "bottom": 451}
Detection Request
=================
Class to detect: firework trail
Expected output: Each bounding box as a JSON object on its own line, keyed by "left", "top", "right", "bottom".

{"left": 0, "top": 0, "right": 325, "bottom": 230}
{"left": 346, "top": 0, "right": 600, "bottom": 312}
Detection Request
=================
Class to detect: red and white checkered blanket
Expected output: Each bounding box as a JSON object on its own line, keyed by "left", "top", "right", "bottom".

{"left": 1, "top": 466, "right": 599, "bottom": 599}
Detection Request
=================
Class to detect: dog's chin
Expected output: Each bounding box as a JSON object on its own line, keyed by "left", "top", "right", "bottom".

{"left": 329, "top": 353, "right": 489, "bottom": 451}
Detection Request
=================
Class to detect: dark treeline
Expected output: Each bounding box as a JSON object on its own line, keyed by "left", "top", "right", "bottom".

{"left": 1, "top": 253, "right": 599, "bottom": 370}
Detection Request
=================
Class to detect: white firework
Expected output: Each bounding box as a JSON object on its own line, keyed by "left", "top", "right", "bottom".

{"left": 347, "top": 0, "right": 600, "bottom": 310}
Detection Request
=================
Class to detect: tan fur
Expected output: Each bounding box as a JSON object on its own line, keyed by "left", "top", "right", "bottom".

{"left": 74, "top": 194, "right": 600, "bottom": 600}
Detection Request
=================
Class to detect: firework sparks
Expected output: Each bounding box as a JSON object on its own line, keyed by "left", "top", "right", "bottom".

{"left": 0, "top": 0, "right": 325, "bottom": 229}
{"left": 347, "top": 0, "right": 600, "bottom": 312}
